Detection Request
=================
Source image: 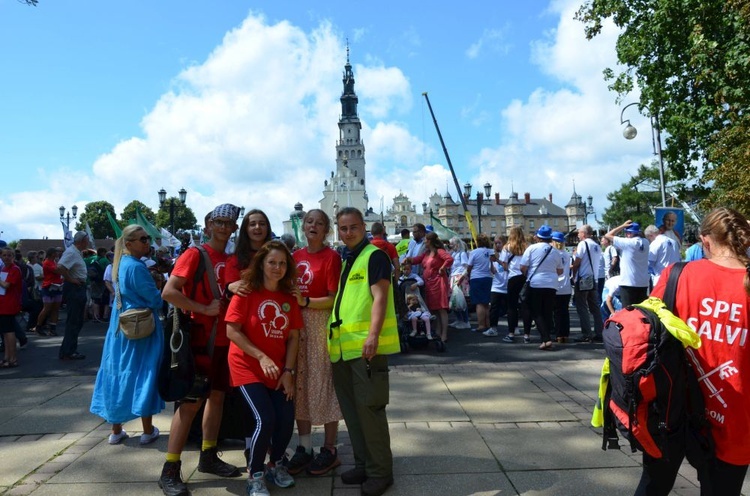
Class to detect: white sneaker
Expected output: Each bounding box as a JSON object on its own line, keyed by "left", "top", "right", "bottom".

{"left": 482, "top": 329, "right": 499, "bottom": 337}
{"left": 247, "top": 471, "right": 270, "bottom": 496}
{"left": 266, "top": 462, "right": 295, "bottom": 488}
{"left": 108, "top": 430, "right": 128, "bottom": 445}
{"left": 459, "top": 321, "right": 472, "bottom": 329}
{"left": 409, "top": 330, "right": 417, "bottom": 337}
{"left": 140, "top": 426, "right": 160, "bottom": 445}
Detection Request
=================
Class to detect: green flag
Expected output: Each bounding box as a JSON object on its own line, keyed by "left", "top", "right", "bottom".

{"left": 106, "top": 210, "right": 122, "bottom": 238}
{"left": 430, "top": 213, "right": 460, "bottom": 242}
{"left": 291, "top": 215, "right": 307, "bottom": 248}
{"left": 135, "top": 206, "right": 162, "bottom": 239}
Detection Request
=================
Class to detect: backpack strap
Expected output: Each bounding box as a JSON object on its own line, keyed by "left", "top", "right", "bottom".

{"left": 195, "top": 245, "right": 220, "bottom": 360}
{"left": 662, "top": 262, "right": 686, "bottom": 311}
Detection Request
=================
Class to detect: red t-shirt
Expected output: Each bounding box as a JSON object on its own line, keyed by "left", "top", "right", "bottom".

{"left": 371, "top": 238, "right": 398, "bottom": 262}
{"left": 653, "top": 260, "right": 750, "bottom": 464}
{"left": 293, "top": 247, "right": 341, "bottom": 298}
{"left": 0, "top": 264, "right": 22, "bottom": 315}
{"left": 225, "top": 288, "right": 303, "bottom": 388}
{"left": 171, "top": 245, "right": 230, "bottom": 347}
{"left": 42, "top": 259, "right": 63, "bottom": 287}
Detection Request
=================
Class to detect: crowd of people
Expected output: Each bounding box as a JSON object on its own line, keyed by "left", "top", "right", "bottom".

{"left": 1, "top": 204, "right": 748, "bottom": 496}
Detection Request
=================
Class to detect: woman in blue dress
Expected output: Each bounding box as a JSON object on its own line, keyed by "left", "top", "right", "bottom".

{"left": 90, "top": 225, "right": 165, "bottom": 445}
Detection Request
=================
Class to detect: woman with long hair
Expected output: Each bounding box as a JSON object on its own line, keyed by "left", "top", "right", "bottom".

{"left": 407, "top": 232, "right": 454, "bottom": 346}
{"left": 90, "top": 225, "right": 164, "bottom": 445}
{"left": 226, "top": 240, "right": 302, "bottom": 495}
{"left": 636, "top": 207, "right": 750, "bottom": 496}
{"left": 499, "top": 227, "right": 531, "bottom": 342}
{"left": 226, "top": 209, "right": 273, "bottom": 296}
{"left": 285, "top": 209, "right": 344, "bottom": 477}
{"left": 32, "top": 247, "right": 64, "bottom": 336}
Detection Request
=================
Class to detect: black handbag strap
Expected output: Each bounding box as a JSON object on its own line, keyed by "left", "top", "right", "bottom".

{"left": 663, "top": 261, "right": 686, "bottom": 311}
{"left": 526, "top": 246, "right": 552, "bottom": 283}
{"left": 578, "top": 239, "right": 595, "bottom": 282}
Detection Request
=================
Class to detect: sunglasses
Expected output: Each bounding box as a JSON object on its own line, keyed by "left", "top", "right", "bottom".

{"left": 138, "top": 235, "right": 152, "bottom": 244}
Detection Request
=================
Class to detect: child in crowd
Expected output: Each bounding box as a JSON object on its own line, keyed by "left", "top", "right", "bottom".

{"left": 399, "top": 260, "right": 424, "bottom": 292}
{"left": 406, "top": 294, "right": 432, "bottom": 339}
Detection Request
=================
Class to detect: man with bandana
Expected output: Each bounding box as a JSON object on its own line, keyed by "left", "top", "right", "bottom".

{"left": 159, "top": 204, "right": 242, "bottom": 496}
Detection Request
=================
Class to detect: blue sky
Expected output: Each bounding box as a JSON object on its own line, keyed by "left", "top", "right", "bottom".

{"left": 0, "top": 0, "right": 655, "bottom": 241}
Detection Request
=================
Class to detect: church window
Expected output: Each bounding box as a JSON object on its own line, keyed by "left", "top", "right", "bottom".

{"left": 529, "top": 220, "right": 535, "bottom": 229}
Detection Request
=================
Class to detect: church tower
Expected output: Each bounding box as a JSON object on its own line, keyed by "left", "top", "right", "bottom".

{"left": 320, "top": 46, "right": 369, "bottom": 220}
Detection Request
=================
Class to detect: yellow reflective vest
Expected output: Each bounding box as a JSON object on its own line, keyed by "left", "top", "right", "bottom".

{"left": 328, "top": 243, "right": 400, "bottom": 362}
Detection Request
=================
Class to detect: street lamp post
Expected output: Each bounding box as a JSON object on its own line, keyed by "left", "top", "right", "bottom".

{"left": 464, "top": 182, "right": 492, "bottom": 235}
{"left": 620, "top": 102, "right": 667, "bottom": 207}
{"left": 59, "top": 204, "right": 78, "bottom": 231}
{"left": 158, "top": 188, "right": 187, "bottom": 236}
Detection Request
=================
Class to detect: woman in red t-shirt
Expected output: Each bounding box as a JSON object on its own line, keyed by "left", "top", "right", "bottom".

{"left": 0, "top": 248, "right": 23, "bottom": 367}
{"left": 637, "top": 207, "right": 750, "bottom": 496}
{"left": 226, "top": 209, "right": 273, "bottom": 296}
{"left": 33, "top": 247, "right": 64, "bottom": 336}
{"left": 225, "top": 240, "right": 302, "bottom": 492}
{"left": 287, "top": 209, "right": 343, "bottom": 476}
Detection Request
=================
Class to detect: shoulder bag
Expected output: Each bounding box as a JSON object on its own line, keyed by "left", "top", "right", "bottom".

{"left": 518, "top": 247, "right": 552, "bottom": 305}
{"left": 157, "top": 246, "right": 221, "bottom": 402}
{"left": 115, "top": 263, "right": 155, "bottom": 340}
{"left": 578, "top": 240, "right": 595, "bottom": 291}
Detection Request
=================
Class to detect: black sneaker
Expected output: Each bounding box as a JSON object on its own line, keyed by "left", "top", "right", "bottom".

{"left": 198, "top": 447, "right": 241, "bottom": 477}
{"left": 307, "top": 446, "right": 341, "bottom": 476}
{"left": 286, "top": 445, "right": 313, "bottom": 475}
{"left": 158, "top": 461, "right": 189, "bottom": 496}
{"left": 575, "top": 336, "right": 593, "bottom": 343}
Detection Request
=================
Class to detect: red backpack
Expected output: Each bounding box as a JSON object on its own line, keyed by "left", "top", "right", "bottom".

{"left": 601, "top": 262, "right": 713, "bottom": 464}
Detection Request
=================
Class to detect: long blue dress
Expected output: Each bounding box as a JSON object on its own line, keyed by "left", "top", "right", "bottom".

{"left": 90, "top": 255, "right": 165, "bottom": 423}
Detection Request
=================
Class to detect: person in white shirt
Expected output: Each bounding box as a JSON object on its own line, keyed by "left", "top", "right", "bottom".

{"left": 601, "top": 236, "right": 619, "bottom": 279}
{"left": 404, "top": 223, "right": 427, "bottom": 275}
{"left": 485, "top": 235, "right": 508, "bottom": 338}
{"left": 520, "top": 226, "right": 563, "bottom": 350}
{"left": 551, "top": 232, "right": 572, "bottom": 343}
{"left": 645, "top": 224, "right": 681, "bottom": 286}
{"left": 604, "top": 221, "right": 650, "bottom": 307}
{"left": 572, "top": 225, "right": 604, "bottom": 343}
{"left": 499, "top": 227, "right": 532, "bottom": 341}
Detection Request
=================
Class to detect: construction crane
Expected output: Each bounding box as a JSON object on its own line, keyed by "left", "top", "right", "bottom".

{"left": 422, "top": 92, "right": 478, "bottom": 245}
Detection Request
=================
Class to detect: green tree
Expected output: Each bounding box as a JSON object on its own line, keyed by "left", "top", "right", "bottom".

{"left": 576, "top": 0, "right": 750, "bottom": 197}
{"left": 121, "top": 200, "right": 156, "bottom": 227}
{"left": 602, "top": 164, "right": 663, "bottom": 228}
{"left": 76, "top": 201, "right": 117, "bottom": 239}
{"left": 155, "top": 197, "right": 197, "bottom": 234}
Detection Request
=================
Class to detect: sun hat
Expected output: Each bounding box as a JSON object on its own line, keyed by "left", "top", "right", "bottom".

{"left": 551, "top": 231, "right": 565, "bottom": 243}
{"left": 624, "top": 222, "right": 641, "bottom": 234}
{"left": 535, "top": 225, "right": 553, "bottom": 240}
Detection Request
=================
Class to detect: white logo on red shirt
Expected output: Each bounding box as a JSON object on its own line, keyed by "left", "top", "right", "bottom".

{"left": 297, "top": 260, "right": 314, "bottom": 286}
{"left": 258, "top": 300, "right": 288, "bottom": 338}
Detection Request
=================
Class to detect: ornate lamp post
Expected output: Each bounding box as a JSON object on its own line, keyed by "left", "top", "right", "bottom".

{"left": 59, "top": 204, "right": 78, "bottom": 231}
{"left": 464, "top": 182, "right": 492, "bottom": 235}
{"left": 620, "top": 102, "right": 667, "bottom": 207}
{"left": 158, "top": 188, "right": 187, "bottom": 236}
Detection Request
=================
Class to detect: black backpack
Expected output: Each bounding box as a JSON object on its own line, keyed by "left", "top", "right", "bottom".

{"left": 601, "top": 262, "right": 713, "bottom": 465}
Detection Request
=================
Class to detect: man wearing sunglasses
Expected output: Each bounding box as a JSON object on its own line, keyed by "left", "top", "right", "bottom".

{"left": 57, "top": 231, "right": 90, "bottom": 360}
{"left": 160, "top": 204, "right": 241, "bottom": 496}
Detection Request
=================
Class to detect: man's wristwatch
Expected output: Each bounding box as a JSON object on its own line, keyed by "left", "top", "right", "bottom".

{"left": 283, "top": 367, "right": 295, "bottom": 376}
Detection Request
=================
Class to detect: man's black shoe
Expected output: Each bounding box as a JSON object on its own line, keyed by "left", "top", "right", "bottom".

{"left": 341, "top": 466, "right": 367, "bottom": 484}
{"left": 574, "top": 336, "right": 593, "bottom": 343}
{"left": 361, "top": 475, "right": 394, "bottom": 496}
{"left": 158, "top": 461, "right": 189, "bottom": 496}
{"left": 60, "top": 352, "right": 86, "bottom": 360}
{"left": 197, "top": 447, "right": 241, "bottom": 477}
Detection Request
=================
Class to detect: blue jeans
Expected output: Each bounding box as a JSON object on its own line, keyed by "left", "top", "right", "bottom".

{"left": 59, "top": 283, "right": 87, "bottom": 357}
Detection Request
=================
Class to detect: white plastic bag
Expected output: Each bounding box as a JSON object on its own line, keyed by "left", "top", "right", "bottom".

{"left": 450, "top": 283, "right": 467, "bottom": 311}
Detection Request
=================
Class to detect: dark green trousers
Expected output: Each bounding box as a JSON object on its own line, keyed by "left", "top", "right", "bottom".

{"left": 332, "top": 355, "right": 393, "bottom": 478}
